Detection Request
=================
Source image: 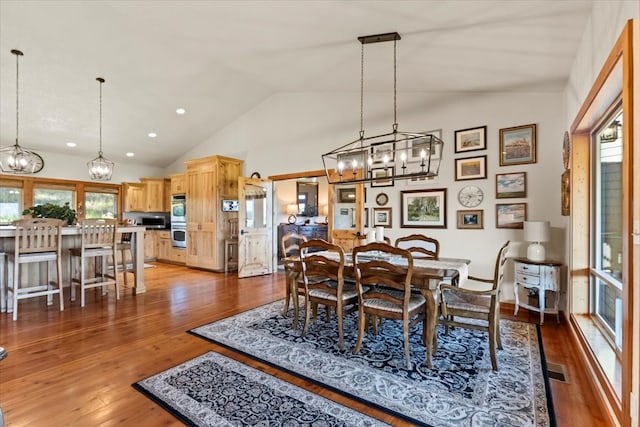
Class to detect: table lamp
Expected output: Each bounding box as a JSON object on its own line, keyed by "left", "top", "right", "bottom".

{"left": 286, "top": 204, "right": 298, "bottom": 224}
{"left": 524, "top": 220, "right": 550, "bottom": 262}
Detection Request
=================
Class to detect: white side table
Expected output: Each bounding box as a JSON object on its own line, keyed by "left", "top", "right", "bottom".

{"left": 513, "top": 257, "right": 562, "bottom": 324}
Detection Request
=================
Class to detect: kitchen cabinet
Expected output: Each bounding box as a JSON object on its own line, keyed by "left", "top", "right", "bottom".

{"left": 144, "top": 231, "right": 157, "bottom": 261}
{"left": 123, "top": 178, "right": 169, "bottom": 212}
{"left": 155, "top": 230, "right": 186, "bottom": 264}
{"left": 186, "top": 155, "right": 243, "bottom": 271}
{"left": 170, "top": 173, "right": 186, "bottom": 195}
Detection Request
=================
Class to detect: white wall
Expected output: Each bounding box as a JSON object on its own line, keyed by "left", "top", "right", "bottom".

{"left": 168, "top": 88, "right": 566, "bottom": 302}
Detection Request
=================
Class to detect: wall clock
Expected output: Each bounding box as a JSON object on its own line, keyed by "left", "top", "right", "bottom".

{"left": 458, "top": 185, "right": 483, "bottom": 208}
{"left": 375, "top": 193, "right": 388, "bottom": 206}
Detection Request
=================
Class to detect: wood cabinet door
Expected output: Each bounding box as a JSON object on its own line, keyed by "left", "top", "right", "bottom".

{"left": 185, "top": 163, "right": 218, "bottom": 269}
{"left": 124, "top": 183, "right": 146, "bottom": 212}
{"left": 170, "top": 174, "right": 186, "bottom": 195}
{"left": 143, "top": 231, "right": 156, "bottom": 261}
{"left": 143, "top": 178, "right": 165, "bottom": 212}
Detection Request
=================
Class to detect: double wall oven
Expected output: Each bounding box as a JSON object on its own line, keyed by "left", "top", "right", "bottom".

{"left": 171, "top": 195, "right": 186, "bottom": 248}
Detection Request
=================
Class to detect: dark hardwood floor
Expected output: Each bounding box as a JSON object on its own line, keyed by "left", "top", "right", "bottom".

{"left": 0, "top": 263, "right": 609, "bottom": 426}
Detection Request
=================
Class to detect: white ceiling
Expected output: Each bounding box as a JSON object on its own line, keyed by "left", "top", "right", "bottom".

{"left": 0, "top": 0, "right": 595, "bottom": 169}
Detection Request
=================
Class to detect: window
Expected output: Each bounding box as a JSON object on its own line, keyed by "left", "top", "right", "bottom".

{"left": 34, "top": 187, "right": 74, "bottom": 207}
{"left": 591, "top": 107, "right": 623, "bottom": 351}
{"left": 0, "top": 186, "right": 22, "bottom": 224}
{"left": 85, "top": 192, "right": 117, "bottom": 219}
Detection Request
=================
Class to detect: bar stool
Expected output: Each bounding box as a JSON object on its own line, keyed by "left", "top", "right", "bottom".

{"left": 6, "top": 218, "right": 64, "bottom": 321}
{"left": 69, "top": 219, "right": 119, "bottom": 307}
{"left": 116, "top": 232, "right": 134, "bottom": 286}
{"left": 224, "top": 218, "right": 239, "bottom": 273}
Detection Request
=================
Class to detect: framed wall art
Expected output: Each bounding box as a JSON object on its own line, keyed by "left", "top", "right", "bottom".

{"left": 337, "top": 187, "right": 356, "bottom": 203}
{"left": 454, "top": 125, "right": 487, "bottom": 153}
{"left": 495, "top": 202, "right": 527, "bottom": 229}
{"left": 370, "top": 166, "right": 395, "bottom": 187}
{"left": 455, "top": 155, "right": 487, "bottom": 181}
{"left": 499, "top": 124, "right": 536, "bottom": 166}
{"left": 407, "top": 129, "right": 442, "bottom": 162}
{"left": 373, "top": 207, "right": 392, "bottom": 227}
{"left": 495, "top": 171, "right": 527, "bottom": 199}
{"left": 400, "top": 188, "right": 447, "bottom": 228}
{"left": 456, "top": 209, "right": 483, "bottom": 229}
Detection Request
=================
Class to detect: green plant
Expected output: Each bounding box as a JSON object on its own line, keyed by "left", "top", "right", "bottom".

{"left": 22, "top": 202, "right": 77, "bottom": 225}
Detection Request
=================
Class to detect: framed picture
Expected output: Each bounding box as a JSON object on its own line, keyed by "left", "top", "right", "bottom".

{"left": 561, "top": 170, "right": 570, "bottom": 216}
{"left": 456, "top": 209, "right": 483, "bottom": 229}
{"left": 337, "top": 149, "right": 368, "bottom": 177}
{"left": 496, "top": 203, "right": 527, "bottom": 229}
{"left": 499, "top": 124, "right": 536, "bottom": 166}
{"left": 406, "top": 173, "right": 439, "bottom": 186}
{"left": 337, "top": 187, "right": 356, "bottom": 203}
{"left": 364, "top": 207, "right": 370, "bottom": 227}
{"left": 400, "top": 188, "right": 447, "bottom": 228}
{"left": 454, "top": 126, "right": 487, "bottom": 153}
{"left": 495, "top": 171, "right": 527, "bottom": 199}
{"left": 373, "top": 207, "right": 392, "bottom": 227}
{"left": 370, "top": 166, "right": 394, "bottom": 187}
{"left": 455, "top": 155, "right": 487, "bottom": 181}
{"left": 370, "top": 141, "right": 395, "bottom": 164}
{"left": 407, "top": 129, "right": 442, "bottom": 163}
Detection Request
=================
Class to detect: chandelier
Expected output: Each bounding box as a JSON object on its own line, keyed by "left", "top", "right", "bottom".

{"left": 0, "top": 49, "right": 44, "bottom": 174}
{"left": 87, "top": 77, "right": 114, "bottom": 180}
{"left": 322, "top": 32, "right": 443, "bottom": 185}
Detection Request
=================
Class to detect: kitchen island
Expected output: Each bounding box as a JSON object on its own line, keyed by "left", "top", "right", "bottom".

{"left": 0, "top": 225, "right": 146, "bottom": 312}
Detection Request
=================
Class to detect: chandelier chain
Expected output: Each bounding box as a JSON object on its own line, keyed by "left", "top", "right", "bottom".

{"left": 359, "top": 42, "right": 364, "bottom": 140}
{"left": 98, "top": 78, "right": 103, "bottom": 155}
{"left": 15, "top": 50, "right": 20, "bottom": 145}
{"left": 393, "top": 39, "right": 397, "bottom": 132}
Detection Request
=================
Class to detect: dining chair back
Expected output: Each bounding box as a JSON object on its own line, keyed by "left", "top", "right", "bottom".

{"left": 352, "top": 242, "right": 427, "bottom": 368}
{"left": 280, "top": 232, "right": 309, "bottom": 325}
{"left": 438, "top": 240, "right": 510, "bottom": 370}
{"left": 299, "top": 239, "right": 357, "bottom": 350}
{"left": 69, "top": 219, "right": 119, "bottom": 307}
{"left": 395, "top": 234, "right": 440, "bottom": 259}
{"left": 353, "top": 233, "right": 390, "bottom": 247}
{"left": 7, "top": 218, "right": 64, "bottom": 321}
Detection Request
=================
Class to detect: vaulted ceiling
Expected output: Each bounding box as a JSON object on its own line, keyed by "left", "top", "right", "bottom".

{"left": 0, "top": 1, "right": 594, "bottom": 169}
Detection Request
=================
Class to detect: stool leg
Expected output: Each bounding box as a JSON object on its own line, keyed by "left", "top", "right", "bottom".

{"left": 0, "top": 254, "right": 5, "bottom": 313}
{"left": 12, "top": 260, "right": 19, "bottom": 321}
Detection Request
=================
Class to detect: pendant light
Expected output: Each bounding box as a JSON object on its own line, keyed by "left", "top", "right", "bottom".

{"left": 87, "top": 77, "right": 114, "bottom": 180}
{"left": 322, "top": 32, "right": 443, "bottom": 185}
{"left": 0, "top": 49, "right": 44, "bottom": 174}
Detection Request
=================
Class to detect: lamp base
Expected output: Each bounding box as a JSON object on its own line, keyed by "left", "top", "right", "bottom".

{"left": 527, "top": 243, "right": 546, "bottom": 262}
{"left": 288, "top": 215, "right": 297, "bottom": 224}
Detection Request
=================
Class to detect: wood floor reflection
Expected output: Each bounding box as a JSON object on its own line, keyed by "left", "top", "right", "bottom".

{"left": 0, "top": 263, "right": 609, "bottom": 426}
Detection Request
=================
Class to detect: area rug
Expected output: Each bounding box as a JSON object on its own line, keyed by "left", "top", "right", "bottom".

{"left": 190, "top": 301, "right": 556, "bottom": 427}
{"left": 133, "top": 351, "right": 389, "bottom": 426}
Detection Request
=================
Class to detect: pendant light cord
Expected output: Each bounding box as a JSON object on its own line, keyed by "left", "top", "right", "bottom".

{"left": 14, "top": 50, "right": 20, "bottom": 146}
{"left": 359, "top": 42, "right": 364, "bottom": 140}
{"left": 97, "top": 77, "right": 104, "bottom": 156}
{"left": 393, "top": 39, "right": 398, "bottom": 133}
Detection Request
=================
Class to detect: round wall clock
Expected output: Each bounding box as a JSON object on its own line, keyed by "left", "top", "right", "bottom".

{"left": 458, "top": 185, "right": 483, "bottom": 208}
{"left": 375, "top": 193, "right": 388, "bottom": 206}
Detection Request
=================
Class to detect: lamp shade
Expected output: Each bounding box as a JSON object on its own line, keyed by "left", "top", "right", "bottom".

{"left": 523, "top": 221, "right": 550, "bottom": 243}
{"left": 286, "top": 204, "right": 298, "bottom": 215}
{"left": 524, "top": 221, "right": 550, "bottom": 262}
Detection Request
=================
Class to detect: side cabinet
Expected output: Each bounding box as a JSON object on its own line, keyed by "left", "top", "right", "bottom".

{"left": 276, "top": 223, "right": 328, "bottom": 260}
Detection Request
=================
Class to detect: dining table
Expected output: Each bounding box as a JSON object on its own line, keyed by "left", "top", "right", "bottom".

{"left": 283, "top": 250, "right": 470, "bottom": 368}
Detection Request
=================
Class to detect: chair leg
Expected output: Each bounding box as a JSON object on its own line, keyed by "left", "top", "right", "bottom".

{"left": 112, "top": 252, "right": 120, "bottom": 301}
{"left": 56, "top": 256, "right": 64, "bottom": 313}
{"left": 336, "top": 301, "right": 344, "bottom": 350}
{"left": 301, "top": 296, "right": 312, "bottom": 337}
{"left": 489, "top": 321, "right": 498, "bottom": 371}
{"left": 403, "top": 317, "right": 411, "bottom": 369}
{"left": 353, "top": 308, "right": 366, "bottom": 354}
{"left": 11, "top": 261, "right": 18, "bottom": 321}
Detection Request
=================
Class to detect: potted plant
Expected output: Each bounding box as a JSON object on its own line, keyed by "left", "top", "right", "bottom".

{"left": 22, "top": 202, "right": 77, "bottom": 226}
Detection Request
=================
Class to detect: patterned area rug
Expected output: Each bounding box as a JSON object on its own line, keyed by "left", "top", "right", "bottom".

{"left": 190, "top": 301, "right": 556, "bottom": 427}
{"left": 133, "top": 351, "right": 389, "bottom": 426}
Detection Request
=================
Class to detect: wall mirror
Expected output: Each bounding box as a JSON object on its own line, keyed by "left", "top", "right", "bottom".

{"left": 296, "top": 180, "right": 319, "bottom": 216}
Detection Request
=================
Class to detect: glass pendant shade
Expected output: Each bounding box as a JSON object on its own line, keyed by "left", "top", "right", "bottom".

{"left": 88, "top": 77, "right": 114, "bottom": 181}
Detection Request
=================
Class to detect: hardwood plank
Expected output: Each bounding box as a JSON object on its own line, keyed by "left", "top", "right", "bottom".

{"left": 0, "top": 263, "right": 606, "bottom": 426}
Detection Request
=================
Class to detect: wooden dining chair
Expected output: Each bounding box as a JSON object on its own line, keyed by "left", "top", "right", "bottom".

{"left": 438, "top": 240, "right": 510, "bottom": 371}
{"left": 6, "top": 218, "right": 64, "bottom": 321}
{"left": 299, "top": 239, "right": 358, "bottom": 350}
{"left": 353, "top": 233, "right": 390, "bottom": 247}
{"left": 352, "top": 242, "right": 427, "bottom": 369}
{"left": 69, "top": 219, "right": 120, "bottom": 307}
{"left": 395, "top": 234, "right": 440, "bottom": 259}
{"left": 280, "top": 232, "right": 308, "bottom": 324}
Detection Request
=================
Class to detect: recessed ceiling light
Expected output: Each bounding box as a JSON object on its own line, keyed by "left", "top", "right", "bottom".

{"left": 66, "top": 142, "right": 77, "bottom": 147}
{"left": 126, "top": 152, "right": 135, "bottom": 157}
{"left": 176, "top": 108, "right": 186, "bottom": 115}
{"left": 148, "top": 132, "right": 157, "bottom": 138}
